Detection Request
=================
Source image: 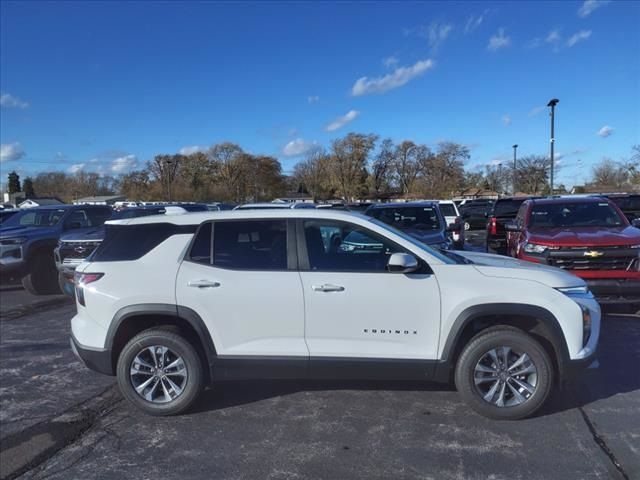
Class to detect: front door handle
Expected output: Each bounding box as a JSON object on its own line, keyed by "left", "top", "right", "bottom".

{"left": 188, "top": 280, "right": 221, "bottom": 289}
{"left": 312, "top": 284, "right": 345, "bottom": 292}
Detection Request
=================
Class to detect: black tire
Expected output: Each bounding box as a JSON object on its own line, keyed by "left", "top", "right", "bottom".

{"left": 455, "top": 327, "right": 553, "bottom": 420}
{"left": 117, "top": 329, "right": 204, "bottom": 416}
{"left": 58, "top": 272, "right": 76, "bottom": 298}
{"left": 22, "top": 251, "right": 61, "bottom": 295}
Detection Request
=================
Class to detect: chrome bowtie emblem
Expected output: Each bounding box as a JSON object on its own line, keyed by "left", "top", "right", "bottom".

{"left": 74, "top": 246, "right": 87, "bottom": 254}
{"left": 583, "top": 250, "right": 603, "bottom": 258}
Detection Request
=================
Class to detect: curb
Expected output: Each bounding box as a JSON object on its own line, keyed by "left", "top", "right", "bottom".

{"left": 0, "top": 385, "right": 121, "bottom": 480}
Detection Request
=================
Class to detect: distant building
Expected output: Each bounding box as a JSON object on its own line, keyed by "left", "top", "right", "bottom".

{"left": 18, "top": 197, "right": 65, "bottom": 209}
{"left": 74, "top": 195, "right": 127, "bottom": 206}
{"left": 3, "top": 191, "right": 26, "bottom": 207}
{"left": 453, "top": 188, "right": 499, "bottom": 200}
{"left": 570, "top": 184, "right": 640, "bottom": 195}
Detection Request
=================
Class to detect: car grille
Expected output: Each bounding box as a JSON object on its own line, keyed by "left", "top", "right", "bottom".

{"left": 58, "top": 241, "right": 102, "bottom": 260}
{"left": 548, "top": 246, "right": 639, "bottom": 271}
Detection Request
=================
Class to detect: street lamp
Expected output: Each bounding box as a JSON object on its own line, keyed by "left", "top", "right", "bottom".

{"left": 547, "top": 98, "right": 559, "bottom": 194}
{"left": 498, "top": 163, "right": 503, "bottom": 195}
{"left": 512, "top": 144, "right": 518, "bottom": 195}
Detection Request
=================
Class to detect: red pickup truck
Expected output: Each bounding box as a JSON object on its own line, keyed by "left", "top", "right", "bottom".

{"left": 505, "top": 197, "right": 640, "bottom": 307}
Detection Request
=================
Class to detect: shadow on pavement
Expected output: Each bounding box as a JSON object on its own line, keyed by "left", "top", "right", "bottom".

{"left": 188, "top": 314, "right": 638, "bottom": 418}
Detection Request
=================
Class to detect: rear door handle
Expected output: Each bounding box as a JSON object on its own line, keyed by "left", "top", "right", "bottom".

{"left": 312, "top": 284, "right": 345, "bottom": 292}
{"left": 188, "top": 280, "right": 221, "bottom": 289}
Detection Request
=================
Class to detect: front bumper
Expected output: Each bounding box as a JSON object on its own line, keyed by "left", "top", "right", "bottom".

{"left": 586, "top": 279, "right": 640, "bottom": 305}
{"left": 70, "top": 334, "right": 114, "bottom": 376}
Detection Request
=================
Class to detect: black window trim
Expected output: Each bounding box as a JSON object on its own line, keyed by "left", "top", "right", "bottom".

{"left": 295, "top": 218, "right": 432, "bottom": 274}
{"left": 185, "top": 218, "right": 298, "bottom": 272}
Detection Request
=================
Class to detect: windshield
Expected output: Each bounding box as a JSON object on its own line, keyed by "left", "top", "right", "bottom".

{"left": 439, "top": 204, "right": 457, "bottom": 217}
{"left": 367, "top": 217, "right": 461, "bottom": 264}
{"left": 369, "top": 206, "right": 442, "bottom": 231}
{"left": 1, "top": 209, "right": 66, "bottom": 228}
{"left": 529, "top": 202, "right": 626, "bottom": 228}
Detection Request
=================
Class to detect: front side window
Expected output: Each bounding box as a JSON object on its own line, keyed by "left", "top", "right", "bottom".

{"left": 528, "top": 202, "right": 625, "bottom": 228}
{"left": 303, "top": 220, "right": 403, "bottom": 272}
{"left": 213, "top": 220, "right": 287, "bottom": 270}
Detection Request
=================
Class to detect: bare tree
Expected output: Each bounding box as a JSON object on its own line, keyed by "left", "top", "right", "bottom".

{"left": 293, "top": 147, "right": 331, "bottom": 201}
{"left": 393, "top": 141, "right": 425, "bottom": 195}
{"left": 516, "top": 155, "right": 550, "bottom": 194}
{"left": 207, "top": 142, "right": 245, "bottom": 201}
{"left": 330, "top": 133, "right": 378, "bottom": 201}
{"left": 370, "top": 138, "right": 395, "bottom": 196}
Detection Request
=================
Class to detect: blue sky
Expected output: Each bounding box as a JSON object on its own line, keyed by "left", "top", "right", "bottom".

{"left": 1, "top": 0, "right": 639, "bottom": 188}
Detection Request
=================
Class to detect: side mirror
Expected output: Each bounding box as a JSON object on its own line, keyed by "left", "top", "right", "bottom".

{"left": 387, "top": 253, "right": 420, "bottom": 273}
{"left": 504, "top": 221, "right": 521, "bottom": 232}
{"left": 632, "top": 218, "right": 640, "bottom": 228}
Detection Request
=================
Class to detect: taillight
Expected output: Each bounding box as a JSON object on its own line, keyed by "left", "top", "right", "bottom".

{"left": 74, "top": 272, "right": 103, "bottom": 306}
{"left": 489, "top": 217, "right": 498, "bottom": 235}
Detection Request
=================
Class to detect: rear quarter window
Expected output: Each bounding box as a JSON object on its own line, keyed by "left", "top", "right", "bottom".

{"left": 92, "top": 223, "right": 196, "bottom": 261}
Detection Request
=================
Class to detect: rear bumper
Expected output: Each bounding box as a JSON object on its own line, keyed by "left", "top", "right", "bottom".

{"left": 586, "top": 279, "right": 640, "bottom": 305}
{"left": 70, "top": 334, "right": 114, "bottom": 376}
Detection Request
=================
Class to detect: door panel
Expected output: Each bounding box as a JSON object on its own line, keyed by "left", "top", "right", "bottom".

{"left": 176, "top": 220, "right": 307, "bottom": 357}
{"left": 299, "top": 219, "right": 441, "bottom": 360}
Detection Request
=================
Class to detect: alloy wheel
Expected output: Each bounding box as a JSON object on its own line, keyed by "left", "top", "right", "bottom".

{"left": 130, "top": 345, "right": 188, "bottom": 403}
{"left": 473, "top": 346, "right": 538, "bottom": 407}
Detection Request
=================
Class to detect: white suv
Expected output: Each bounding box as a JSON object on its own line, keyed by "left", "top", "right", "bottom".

{"left": 71, "top": 210, "right": 600, "bottom": 420}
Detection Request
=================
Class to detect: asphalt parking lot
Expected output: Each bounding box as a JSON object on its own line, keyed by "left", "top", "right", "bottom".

{"left": 0, "top": 231, "right": 638, "bottom": 480}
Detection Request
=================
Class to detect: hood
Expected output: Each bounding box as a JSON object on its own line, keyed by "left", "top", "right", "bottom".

{"left": 455, "top": 250, "right": 586, "bottom": 289}
{"left": 59, "top": 226, "right": 105, "bottom": 242}
{"left": 403, "top": 228, "right": 447, "bottom": 245}
{"left": 527, "top": 226, "right": 640, "bottom": 247}
{"left": 0, "top": 225, "right": 58, "bottom": 238}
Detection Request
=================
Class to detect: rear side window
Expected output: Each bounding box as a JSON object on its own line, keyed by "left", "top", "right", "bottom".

{"left": 438, "top": 204, "right": 457, "bottom": 216}
{"left": 86, "top": 208, "right": 113, "bottom": 226}
{"left": 189, "top": 223, "right": 212, "bottom": 264}
{"left": 92, "top": 223, "right": 196, "bottom": 261}
{"left": 213, "top": 220, "right": 287, "bottom": 270}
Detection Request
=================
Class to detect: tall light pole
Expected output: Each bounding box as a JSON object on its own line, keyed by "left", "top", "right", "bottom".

{"left": 498, "top": 163, "right": 503, "bottom": 195}
{"left": 547, "top": 98, "right": 559, "bottom": 194}
{"left": 512, "top": 144, "right": 518, "bottom": 195}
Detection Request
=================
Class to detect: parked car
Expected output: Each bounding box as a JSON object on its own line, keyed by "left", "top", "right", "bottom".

{"left": 365, "top": 202, "right": 453, "bottom": 250}
{"left": 437, "top": 200, "right": 465, "bottom": 249}
{"left": 459, "top": 199, "right": 494, "bottom": 231}
{"left": 234, "top": 202, "right": 317, "bottom": 210}
{"left": 602, "top": 194, "right": 640, "bottom": 223}
{"left": 54, "top": 206, "right": 169, "bottom": 296}
{"left": 486, "top": 196, "right": 540, "bottom": 254}
{"left": 505, "top": 197, "right": 640, "bottom": 307}
{"left": 0, "top": 205, "right": 112, "bottom": 294}
{"left": 71, "top": 209, "right": 599, "bottom": 420}
{"left": 206, "top": 203, "right": 237, "bottom": 211}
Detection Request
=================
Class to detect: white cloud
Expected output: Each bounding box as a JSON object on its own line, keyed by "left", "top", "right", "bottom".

{"left": 546, "top": 29, "right": 562, "bottom": 45}
{"left": 567, "top": 30, "right": 592, "bottom": 47}
{"left": 427, "top": 22, "right": 453, "bottom": 51}
{"left": 325, "top": 110, "right": 360, "bottom": 132}
{"left": 596, "top": 125, "right": 614, "bottom": 138}
{"left": 351, "top": 59, "right": 434, "bottom": 96}
{"left": 0, "top": 142, "right": 25, "bottom": 162}
{"left": 0, "top": 93, "right": 29, "bottom": 109}
{"left": 110, "top": 154, "right": 138, "bottom": 173}
{"left": 488, "top": 28, "right": 511, "bottom": 51}
{"left": 68, "top": 163, "right": 85, "bottom": 174}
{"left": 307, "top": 95, "right": 320, "bottom": 104}
{"left": 179, "top": 145, "right": 207, "bottom": 155}
{"left": 529, "top": 105, "right": 546, "bottom": 116}
{"left": 382, "top": 56, "right": 399, "bottom": 68}
{"left": 464, "top": 10, "right": 489, "bottom": 34}
{"left": 578, "top": 0, "right": 610, "bottom": 18}
{"left": 502, "top": 114, "right": 512, "bottom": 126}
{"left": 282, "top": 138, "right": 318, "bottom": 157}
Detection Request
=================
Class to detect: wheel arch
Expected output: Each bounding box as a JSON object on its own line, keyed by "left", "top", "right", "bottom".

{"left": 106, "top": 304, "right": 217, "bottom": 380}
{"left": 437, "top": 303, "right": 570, "bottom": 383}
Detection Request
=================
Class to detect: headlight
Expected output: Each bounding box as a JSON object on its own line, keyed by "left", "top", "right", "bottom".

{"left": 580, "top": 304, "right": 592, "bottom": 345}
{"left": 0, "top": 237, "right": 27, "bottom": 246}
{"left": 524, "top": 242, "right": 553, "bottom": 254}
{"left": 556, "top": 286, "right": 589, "bottom": 295}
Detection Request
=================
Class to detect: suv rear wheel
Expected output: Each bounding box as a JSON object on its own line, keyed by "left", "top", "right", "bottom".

{"left": 455, "top": 327, "right": 553, "bottom": 420}
{"left": 22, "top": 251, "right": 61, "bottom": 295}
{"left": 117, "top": 329, "right": 204, "bottom": 416}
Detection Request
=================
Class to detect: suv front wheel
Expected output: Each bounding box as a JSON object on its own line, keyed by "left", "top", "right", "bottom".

{"left": 455, "top": 327, "right": 553, "bottom": 420}
{"left": 117, "top": 329, "right": 204, "bottom": 416}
